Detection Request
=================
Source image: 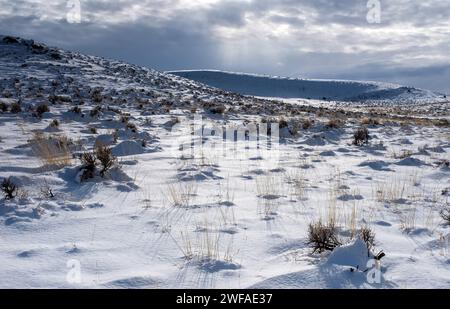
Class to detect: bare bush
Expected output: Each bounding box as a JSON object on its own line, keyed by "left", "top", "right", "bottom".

{"left": 307, "top": 220, "right": 341, "bottom": 253}
{"left": 353, "top": 127, "right": 369, "bottom": 146}
{"left": 360, "top": 226, "right": 375, "bottom": 251}
{"left": 1, "top": 177, "right": 17, "bottom": 199}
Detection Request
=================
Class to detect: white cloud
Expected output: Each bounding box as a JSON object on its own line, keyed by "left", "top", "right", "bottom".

{"left": 0, "top": 0, "right": 449, "bottom": 93}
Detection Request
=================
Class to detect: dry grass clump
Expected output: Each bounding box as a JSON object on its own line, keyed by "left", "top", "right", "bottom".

{"left": 360, "top": 226, "right": 375, "bottom": 250}
{"left": 30, "top": 132, "right": 72, "bottom": 167}
{"left": 440, "top": 204, "right": 450, "bottom": 225}
{"left": 167, "top": 181, "right": 198, "bottom": 208}
{"left": 326, "top": 118, "right": 344, "bottom": 129}
{"left": 361, "top": 117, "right": 381, "bottom": 126}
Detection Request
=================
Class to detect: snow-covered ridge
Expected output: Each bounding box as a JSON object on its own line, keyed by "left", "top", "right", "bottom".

{"left": 168, "top": 70, "right": 447, "bottom": 104}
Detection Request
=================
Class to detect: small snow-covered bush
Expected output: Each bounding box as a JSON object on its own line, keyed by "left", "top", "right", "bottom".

{"left": 307, "top": 220, "right": 341, "bottom": 253}
{"left": 1, "top": 177, "right": 17, "bottom": 200}
{"left": 353, "top": 127, "right": 369, "bottom": 146}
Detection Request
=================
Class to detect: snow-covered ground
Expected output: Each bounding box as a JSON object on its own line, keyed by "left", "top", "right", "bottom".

{"left": 0, "top": 36, "right": 449, "bottom": 288}
{"left": 169, "top": 70, "right": 448, "bottom": 105}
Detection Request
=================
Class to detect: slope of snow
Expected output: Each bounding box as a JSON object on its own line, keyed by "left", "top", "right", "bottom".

{"left": 0, "top": 36, "right": 449, "bottom": 289}
{"left": 169, "top": 70, "right": 446, "bottom": 104}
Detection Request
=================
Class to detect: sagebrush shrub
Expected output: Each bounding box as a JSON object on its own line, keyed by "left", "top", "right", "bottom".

{"left": 10, "top": 103, "right": 22, "bottom": 113}
{"left": 1, "top": 177, "right": 17, "bottom": 199}
{"left": 95, "top": 146, "right": 116, "bottom": 177}
{"left": 353, "top": 127, "right": 369, "bottom": 146}
{"left": 0, "top": 102, "right": 7, "bottom": 112}
{"left": 36, "top": 104, "right": 50, "bottom": 117}
{"left": 50, "top": 119, "right": 59, "bottom": 128}
{"left": 70, "top": 106, "right": 82, "bottom": 114}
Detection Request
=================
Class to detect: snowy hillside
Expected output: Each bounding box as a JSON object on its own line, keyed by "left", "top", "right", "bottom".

{"left": 169, "top": 70, "right": 447, "bottom": 104}
{"left": 0, "top": 36, "right": 449, "bottom": 289}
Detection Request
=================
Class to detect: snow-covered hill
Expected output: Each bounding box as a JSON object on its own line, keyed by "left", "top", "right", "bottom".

{"left": 0, "top": 36, "right": 449, "bottom": 289}
{"left": 169, "top": 70, "right": 447, "bottom": 104}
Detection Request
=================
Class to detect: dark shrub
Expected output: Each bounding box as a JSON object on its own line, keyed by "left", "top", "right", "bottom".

{"left": 70, "top": 106, "right": 82, "bottom": 114}
{"left": 36, "top": 104, "right": 50, "bottom": 117}
{"left": 10, "top": 103, "right": 22, "bottom": 113}
{"left": 95, "top": 146, "right": 116, "bottom": 177}
{"left": 0, "top": 102, "right": 7, "bottom": 112}
{"left": 1, "top": 177, "right": 17, "bottom": 199}
{"left": 80, "top": 152, "right": 96, "bottom": 181}
{"left": 353, "top": 127, "right": 369, "bottom": 146}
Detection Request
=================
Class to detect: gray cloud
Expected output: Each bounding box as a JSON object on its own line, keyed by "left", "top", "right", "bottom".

{"left": 0, "top": 0, "right": 449, "bottom": 93}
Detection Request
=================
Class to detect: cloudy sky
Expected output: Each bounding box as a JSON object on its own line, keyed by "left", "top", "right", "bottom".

{"left": 1, "top": 0, "right": 449, "bottom": 93}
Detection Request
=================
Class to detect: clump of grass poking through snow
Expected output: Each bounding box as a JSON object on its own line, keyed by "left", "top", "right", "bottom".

{"left": 440, "top": 204, "right": 450, "bottom": 225}
{"left": 307, "top": 220, "right": 341, "bottom": 253}
{"left": 1, "top": 177, "right": 17, "bottom": 200}
{"left": 30, "top": 132, "right": 72, "bottom": 167}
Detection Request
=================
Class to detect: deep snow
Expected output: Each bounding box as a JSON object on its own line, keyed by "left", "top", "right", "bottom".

{"left": 0, "top": 36, "right": 449, "bottom": 289}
